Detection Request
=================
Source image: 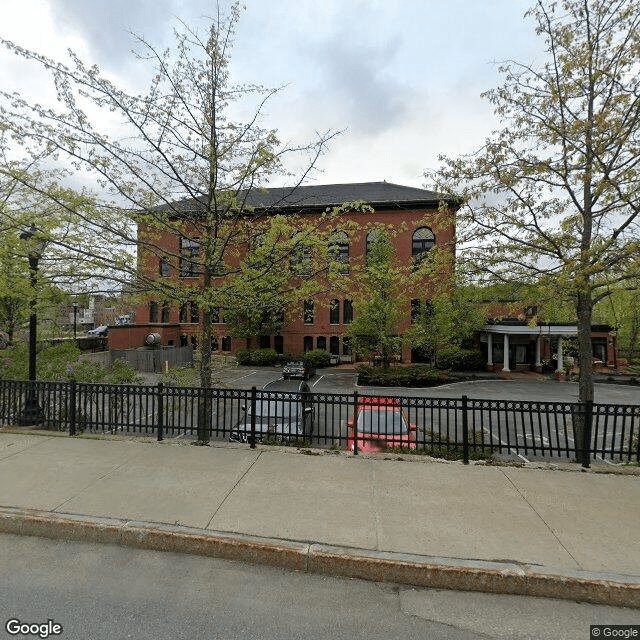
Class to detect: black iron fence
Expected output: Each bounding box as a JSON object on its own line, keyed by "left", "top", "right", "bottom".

{"left": 1, "top": 380, "right": 638, "bottom": 467}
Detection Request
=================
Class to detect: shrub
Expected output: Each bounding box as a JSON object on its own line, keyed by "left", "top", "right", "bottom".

{"left": 356, "top": 365, "right": 448, "bottom": 387}
{"left": 234, "top": 348, "right": 252, "bottom": 365}
{"left": 250, "top": 348, "right": 278, "bottom": 366}
{"left": 392, "top": 430, "right": 493, "bottom": 462}
{"left": 437, "top": 346, "right": 485, "bottom": 371}
{"left": 303, "top": 349, "right": 332, "bottom": 368}
{"left": 108, "top": 359, "right": 143, "bottom": 384}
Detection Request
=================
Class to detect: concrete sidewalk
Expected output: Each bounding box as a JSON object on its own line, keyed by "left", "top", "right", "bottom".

{"left": 0, "top": 431, "right": 639, "bottom": 608}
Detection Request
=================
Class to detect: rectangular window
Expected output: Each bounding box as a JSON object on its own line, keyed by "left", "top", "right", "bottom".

{"left": 180, "top": 237, "right": 200, "bottom": 277}
{"left": 303, "top": 300, "right": 314, "bottom": 325}
{"left": 179, "top": 304, "right": 187, "bottom": 323}
{"left": 162, "top": 303, "right": 170, "bottom": 324}
{"left": 411, "top": 299, "right": 420, "bottom": 324}
{"left": 330, "top": 299, "right": 340, "bottom": 325}
{"left": 411, "top": 299, "right": 433, "bottom": 324}
{"left": 159, "top": 258, "right": 171, "bottom": 277}
{"left": 212, "top": 258, "right": 224, "bottom": 276}
{"left": 149, "top": 301, "right": 158, "bottom": 323}
{"left": 221, "top": 335, "right": 232, "bottom": 351}
{"left": 212, "top": 307, "right": 224, "bottom": 324}
{"left": 343, "top": 300, "right": 353, "bottom": 325}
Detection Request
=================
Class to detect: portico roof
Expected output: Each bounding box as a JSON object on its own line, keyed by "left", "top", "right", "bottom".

{"left": 482, "top": 324, "right": 578, "bottom": 336}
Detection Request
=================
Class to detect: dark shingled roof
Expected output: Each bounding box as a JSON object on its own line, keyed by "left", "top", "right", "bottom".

{"left": 163, "top": 181, "right": 456, "bottom": 214}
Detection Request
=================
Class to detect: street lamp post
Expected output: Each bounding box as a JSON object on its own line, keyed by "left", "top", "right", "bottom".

{"left": 72, "top": 301, "right": 78, "bottom": 341}
{"left": 17, "top": 224, "right": 45, "bottom": 426}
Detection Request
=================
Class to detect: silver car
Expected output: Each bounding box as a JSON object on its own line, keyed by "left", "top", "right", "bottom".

{"left": 230, "top": 379, "right": 314, "bottom": 443}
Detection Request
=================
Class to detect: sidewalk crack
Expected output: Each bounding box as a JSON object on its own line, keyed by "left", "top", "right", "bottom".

{"left": 205, "top": 451, "right": 263, "bottom": 529}
{"left": 52, "top": 451, "right": 144, "bottom": 513}
{"left": 499, "top": 468, "right": 582, "bottom": 570}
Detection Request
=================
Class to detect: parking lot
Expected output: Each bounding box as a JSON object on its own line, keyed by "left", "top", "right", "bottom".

{"left": 152, "top": 365, "right": 640, "bottom": 465}
{"left": 212, "top": 365, "right": 640, "bottom": 406}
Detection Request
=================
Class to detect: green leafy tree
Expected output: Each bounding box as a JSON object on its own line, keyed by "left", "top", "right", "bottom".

{"left": 593, "top": 284, "right": 640, "bottom": 363}
{"left": 436, "top": 0, "right": 640, "bottom": 449}
{"left": 406, "top": 289, "right": 487, "bottom": 366}
{"left": 1, "top": 5, "right": 335, "bottom": 378}
{"left": 347, "top": 231, "right": 405, "bottom": 368}
{"left": 1, "top": 4, "right": 346, "bottom": 442}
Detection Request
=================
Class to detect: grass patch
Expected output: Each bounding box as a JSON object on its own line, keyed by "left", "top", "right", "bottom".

{"left": 261, "top": 436, "right": 312, "bottom": 448}
{"left": 384, "top": 430, "right": 494, "bottom": 462}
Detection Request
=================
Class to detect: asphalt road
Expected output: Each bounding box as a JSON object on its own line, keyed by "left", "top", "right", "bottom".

{"left": 1, "top": 534, "right": 637, "bottom": 640}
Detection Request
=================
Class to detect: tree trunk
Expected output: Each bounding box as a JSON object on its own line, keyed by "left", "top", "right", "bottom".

{"left": 197, "top": 264, "right": 213, "bottom": 444}
{"left": 574, "top": 289, "right": 594, "bottom": 459}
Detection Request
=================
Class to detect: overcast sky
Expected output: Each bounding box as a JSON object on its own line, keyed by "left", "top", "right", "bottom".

{"left": 2, "top": 0, "right": 544, "bottom": 189}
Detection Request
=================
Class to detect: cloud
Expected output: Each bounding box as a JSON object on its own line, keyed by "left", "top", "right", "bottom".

{"left": 308, "top": 31, "right": 409, "bottom": 136}
{"left": 46, "top": 0, "right": 177, "bottom": 71}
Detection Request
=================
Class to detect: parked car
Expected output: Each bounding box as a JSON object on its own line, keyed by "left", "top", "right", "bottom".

{"left": 87, "top": 325, "right": 109, "bottom": 336}
{"left": 346, "top": 397, "right": 417, "bottom": 453}
{"left": 282, "top": 361, "right": 315, "bottom": 380}
{"left": 229, "top": 379, "right": 314, "bottom": 443}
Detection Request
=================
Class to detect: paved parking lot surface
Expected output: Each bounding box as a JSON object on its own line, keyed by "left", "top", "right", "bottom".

{"left": 209, "top": 365, "right": 640, "bottom": 406}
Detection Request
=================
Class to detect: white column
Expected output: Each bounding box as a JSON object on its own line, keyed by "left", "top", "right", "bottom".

{"left": 487, "top": 333, "right": 493, "bottom": 367}
{"left": 502, "top": 333, "right": 510, "bottom": 372}
{"left": 556, "top": 336, "right": 564, "bottom": 371}
{"left": 535, "top": 336, "right": 541, "bottom": 368}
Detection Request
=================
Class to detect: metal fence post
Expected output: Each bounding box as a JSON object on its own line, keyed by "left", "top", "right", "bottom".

{"left": 157, "top": 382, "right": 164, "bottom": 442}
{"left": 462, "top": 394, "right": 469, "bottom": 465}
{"left": 581, "top": 400, "right": 593, "bottom": 469}
{"left": 68, "top": 379, "right": 77, "bottom": 436}
{"left": 353, "top": 391, "right": 359, "bottom": 456}
{"left": 250, "top": 386, "right": 257, "bottom": 449}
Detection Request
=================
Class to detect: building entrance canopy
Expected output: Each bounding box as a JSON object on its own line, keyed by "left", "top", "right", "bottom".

{"left": 482, "top": 324, "right": 579, "bottom": 372}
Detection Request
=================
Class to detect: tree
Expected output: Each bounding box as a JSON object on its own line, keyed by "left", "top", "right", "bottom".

{"left": 593, "top": 284, "right": 640, "bottom": 362}
{"left": 436, "top": 0, "right": 640, "bottom": 430}
{"left": 406, "top": 289, "right": 487, "bottom": 365}
{"left": 347, "top": 231, "right": 405, "bottom": 368}
{"left": 1, "top": 5, "right": 338, "bottom": 405}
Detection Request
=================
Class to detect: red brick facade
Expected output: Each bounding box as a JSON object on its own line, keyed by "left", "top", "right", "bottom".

{"left": 108, "top": 182, "right": 456, "bottom": 362}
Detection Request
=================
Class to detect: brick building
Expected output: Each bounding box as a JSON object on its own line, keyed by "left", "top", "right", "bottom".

{"left": 108, "top": 182, "right": 457, "bottom": 362}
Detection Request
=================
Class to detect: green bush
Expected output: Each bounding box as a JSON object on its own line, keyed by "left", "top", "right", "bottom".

{"left": 392, "top": 430, "right": 493, "bottom": 462}
{"left": 234, "top": 348, "right": 252, "bottom": 365}
{"left": 303, "top": 349, "right": 332, "bottom": 368}
{"left": 437, "top": 346, "right": 485, "bottom": 371}
{"left": 250, "top": 348, "right": 278, "bottom": 366}
{"left": 356, "top": 365, "right": 448, "bottom": 387}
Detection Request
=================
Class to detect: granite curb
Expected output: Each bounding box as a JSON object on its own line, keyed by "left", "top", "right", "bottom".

{"left": 1, "top": 506, "right": 638, "bottom": 609}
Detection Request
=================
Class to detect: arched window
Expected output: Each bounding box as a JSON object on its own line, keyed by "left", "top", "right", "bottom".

{"left": 290, "top": 232, "right": 312, "bottom": 277}
{"left": 317, "top": 336, "right": 327, "bottom": 351}
{"left": 412, "top": 227, "right": 435, "bottom": 263}
{"left": 366, "top": 229, "right": 381, "bottom": 264}
{"left": 329, "top": 336, "right": 340, "bottom": 355}
{"left": 303, "top": 336, "right": 313, "bottom": 352}
{"left": 330, "top": 231, "right": 350, "bottom": 274}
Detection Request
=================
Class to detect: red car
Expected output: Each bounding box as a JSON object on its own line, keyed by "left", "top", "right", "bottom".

{"left": 346, "top": 397, "right": 417, "bottom": 453}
